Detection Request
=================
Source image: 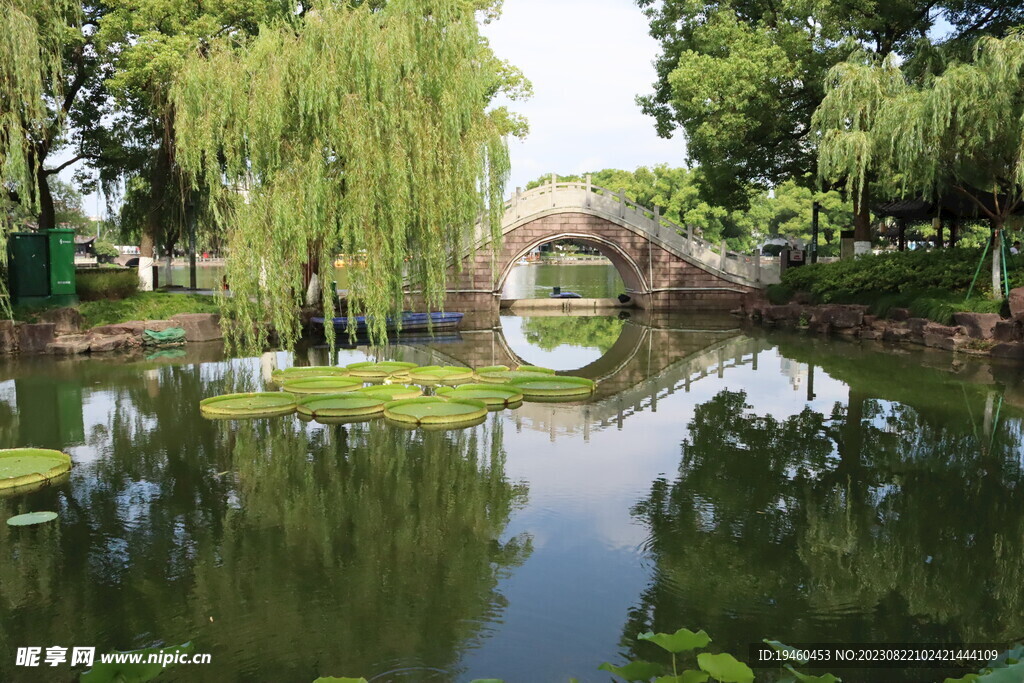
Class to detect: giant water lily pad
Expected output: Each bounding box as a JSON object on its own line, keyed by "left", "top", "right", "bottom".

{"left": 296, "top": 393, "right": 386, "bottom": 419}
{"left": 281, "top": 376, "right": 364, "bottom": 395}
{"left": 346, "top": 361, "right": 418, "bottom": 380}
{"left": 199, "top": 392, "right": 297, "bottom": 418}
{"left": 6, "top": 511, "right": 59, "bottom": 526}
{"left": 0, "top": 449, "right": 72, "bottom": 493}
{"left": 407, "top": 365, "right": 475, "bottom": 385}
{"left": 383, "top": 396, "right": 487, "bottom": 426}
{"left": 508, "top": 375, "right": 595, "bottom": 398}
{"left": 435, "top": 383, "right": 524, "bottom": 407}
{"left": 357, "top": 384, "right": 423, "bottom": 401}
{"left": 474, "top": 365, "right": 557, "bottom": 383}
{"left": 270, "top": 366, "right": 350, "bottom": 383}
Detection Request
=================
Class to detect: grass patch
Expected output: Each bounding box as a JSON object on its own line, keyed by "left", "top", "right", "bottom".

{"left": 78, "top": 293, "right": 219, "bottom": 328}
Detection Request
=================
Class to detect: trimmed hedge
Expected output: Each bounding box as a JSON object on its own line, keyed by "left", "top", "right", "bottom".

{"left": 76, "top": 268, "right": 138, "bottom": 301}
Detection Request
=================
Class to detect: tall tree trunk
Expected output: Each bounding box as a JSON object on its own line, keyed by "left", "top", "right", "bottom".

{"left": 37, "top": 169, "right": 55, "bottom": 231}
{"left": 933, "top": 216, "right": 943, "bottom": 248}
{"left": 853, "top": 184, "right": 871, "bottom": 256}
{"left": 138, "top": 140, "right": 174, "bottom": 292}
{"left": 992, "top": 220, "right": 1003, "bottom": 300}
{"left": 138, "top": 228, "right": 156, "bottom": 291}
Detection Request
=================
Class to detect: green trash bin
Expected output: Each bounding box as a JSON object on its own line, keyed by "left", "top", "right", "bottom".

{"left": 47, "top": 229, "right": 77, "bottom": 305}
{"left": 7, "top": 232, "right": 50, "bottom": 305}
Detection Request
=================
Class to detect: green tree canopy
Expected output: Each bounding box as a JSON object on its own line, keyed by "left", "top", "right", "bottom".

{"left": 635, "top": 0, "right": 1022, "bottom": 225}
{"left": 814, "top": 33, "right": 1024, "bottom": 297}
{"left": 525, "top": 167, "right": 853, "bottom": 252}
{"left": 172, "top": 0, "right": 525, "bottom": 349}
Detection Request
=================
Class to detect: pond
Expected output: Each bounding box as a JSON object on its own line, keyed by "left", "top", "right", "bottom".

{"left": 163, "top": 262, "right": 627, "bottom": 300}
{"left": 2, "top": 313, "right": 1023, "bottom": 682}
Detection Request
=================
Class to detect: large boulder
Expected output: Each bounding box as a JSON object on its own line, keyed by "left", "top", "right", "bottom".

{"left": 170, "top": 313, "right": 222, "bottom": 342}
{"left": 38, "top": 306, "right": 84, "bottom": 335}
{"left": 888, "top": 307, "right": 911, "bottom": 321}
{"left": 17, "top": 323, "right": 56, "bottom": 353}
{"left": 922, "top": 322, "right": 964, "bottom": 350}
{"left": 0, "top": 320, "right": 18, "bottom": 354}
{"left": 883, "top": 325, "right": 912, "bottom": 342}
{"left": 952, "top": 312, "right": 1002, "bottom": 340}
{"left": 1010, "top": 287, "right": 1024, "bottom": 322}
{"left": 816, "top": 304, "right": 866, "bottom": 329}
{"left": 89, "top": 332, "right": 133, "bottom": 353}
{"left": 994, "top": 320, "right": 1022, "bottom": 343}
{"left": 992, "top": 342, "right": 1024, "bottom": 361}
{"left": 49, "top": 334, "right": 92, "bottom": 355}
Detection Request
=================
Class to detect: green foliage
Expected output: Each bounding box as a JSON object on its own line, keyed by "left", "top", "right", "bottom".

{"left": 76, "top": 292, "right": 218, "bottom": 328}
{"left": 75, "top": 268, "right": 139, "bottom": 301}
{"left": 638, "top": 628, "right": 712, "bottom": 654}
{"left": 636, "top": 0, "right": 1007, "bottom": 209}
{"left": 93, "top": 239, "right": 120, "bottom": 260}
{"left": 814, "top": 34, "right": 1024, "bottom": 296}
{"left": 696, "top": 653, "right": 754, "bottom": 683}
{"left": 780, "top": 248, "right": 1016, "bottom": 303}
{"left": 765, "top": 284, "right": 793, "bottom": 305}
{"left": 0, "top": 0, "right": 79, "bottom": 311}
{"left": 171, "top": 0, "right": 523, "bottom": 350}
{"left": 525, "top": 168, "right": 853, "bottom": 252}
{"left": 522, "top": 315, "right": 625, "bottom": 354}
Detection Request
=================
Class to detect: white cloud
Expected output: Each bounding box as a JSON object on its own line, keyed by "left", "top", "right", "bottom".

{"left": 482, "top": 0, "right": 686, "bottom": 191}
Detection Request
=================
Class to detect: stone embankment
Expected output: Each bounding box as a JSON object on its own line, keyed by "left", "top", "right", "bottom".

{"left": 0, "top": 308, "right": 222, "bottom": 356}
{"left": 743, "top": 287, "right": 1024, "bottom": 362}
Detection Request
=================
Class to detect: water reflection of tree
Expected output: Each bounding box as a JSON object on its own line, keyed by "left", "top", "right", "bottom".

{"left": 521, "top": 316, "right": 625, "bottom": 354}
{"left": 0, "top": 360, "right": 529, "bottom": 682}
{"left": 192, "top": 417, "right": 531, "bottom": 680}
{"left": 624, "top": 389, "right": 1024, "bottom": 665}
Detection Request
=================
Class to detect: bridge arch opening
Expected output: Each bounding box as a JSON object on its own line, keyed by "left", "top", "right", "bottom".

{"left": 497, "top": 232, "right": 648, "bottom": 301}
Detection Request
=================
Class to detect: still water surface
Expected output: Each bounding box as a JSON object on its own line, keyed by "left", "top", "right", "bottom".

{"left": 165, "top": 263, "right": 627, "bottom": 300}
{"left": 2, "top": 313, "right": 1023, "bottom": 682}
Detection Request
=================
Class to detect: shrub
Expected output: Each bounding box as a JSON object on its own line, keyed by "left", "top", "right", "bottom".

{"left": 76, "top": 268, "right": 138, "bottom": 301}
{"left": 781, "top": 248, "right": 1019, "bottom": 303}
{"left": 765, "top": 283, "right": 793, "bottom": 305}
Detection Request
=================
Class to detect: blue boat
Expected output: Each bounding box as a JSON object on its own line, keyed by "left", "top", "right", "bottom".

{"left": 311, "top": 311, "right": 464, "bottom": 334}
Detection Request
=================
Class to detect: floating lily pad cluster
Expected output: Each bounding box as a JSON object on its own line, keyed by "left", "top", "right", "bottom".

{"left": 1, "top": 448, "right": 72, "bottom": 524}
{"left": 201, "top": 361, "right": 597, "bottom": 429}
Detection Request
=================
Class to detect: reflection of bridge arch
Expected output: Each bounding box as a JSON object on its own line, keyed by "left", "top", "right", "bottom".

{"left": 491, "top": 320, "right": 649, "bottom": 382}
{"left": 391, "top": 321, "right": 769, "bottom": 437}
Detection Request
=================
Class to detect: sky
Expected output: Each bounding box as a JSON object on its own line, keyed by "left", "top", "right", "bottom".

{"left": 481, "top": 0, "right": 685, "bottom": 192}
{"left": 64, "top": 0, "right": 685, "bottom": 217}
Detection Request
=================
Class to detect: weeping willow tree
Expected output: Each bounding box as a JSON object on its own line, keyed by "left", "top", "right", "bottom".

{"left": 815, "top": 33, "right": 1024, "bottom": 298}
{"left": 0, "top": 0, "right": 77, "bottom": 311}
{"left": 172, "top": 0, "right": 525, "bottom": 349}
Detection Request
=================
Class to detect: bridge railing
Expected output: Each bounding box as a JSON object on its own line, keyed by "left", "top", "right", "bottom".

{"left": 504, "top": 176, "right": 780, "bottom": 286}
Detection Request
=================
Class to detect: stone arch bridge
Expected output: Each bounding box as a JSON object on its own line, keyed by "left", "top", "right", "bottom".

{"left": 428, "top": 178, "right": 779, "bottom": 311}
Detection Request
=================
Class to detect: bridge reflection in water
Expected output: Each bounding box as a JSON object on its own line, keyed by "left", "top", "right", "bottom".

{"left": 311, "top": 311, "right": 769, "bottom": 441}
